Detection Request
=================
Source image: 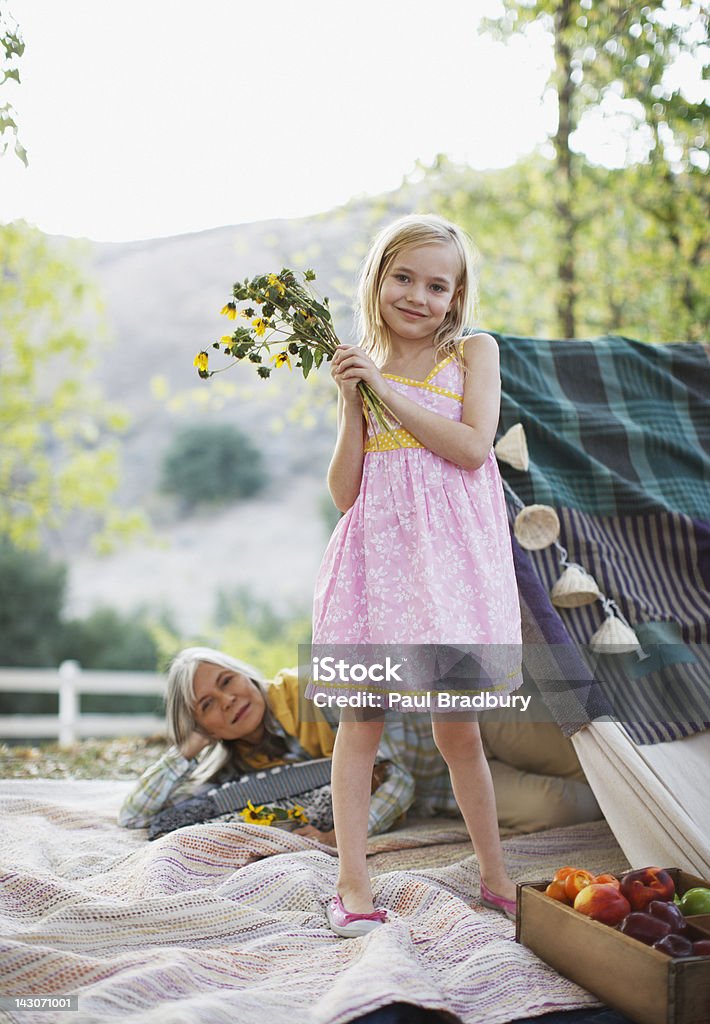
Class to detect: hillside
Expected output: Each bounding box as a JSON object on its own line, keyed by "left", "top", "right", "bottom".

{"left": 63, "top": 197, "right": 410, "bottom": 632}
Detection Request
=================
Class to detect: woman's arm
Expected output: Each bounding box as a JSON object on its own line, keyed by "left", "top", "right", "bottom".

{"left": 117, "top": 744, "right": 206, "bottom": 828}
{"left": 367, "top": 758, "right": 416, "bottom": 835}
{"left": 335, "top": 334, "right": 501, "bottom": 471}
{"left": 292, "top": 756, "right": 416, "bottom": 844}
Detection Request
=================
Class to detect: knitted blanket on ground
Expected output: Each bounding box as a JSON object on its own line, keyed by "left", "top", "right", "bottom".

{"left": 0, "top": 780, "right": 629, "bottom": 1024}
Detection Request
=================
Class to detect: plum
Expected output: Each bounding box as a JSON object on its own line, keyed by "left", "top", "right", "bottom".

{"left": 619, "top": 912, "right": 672, "bottom": 945}
{"left": 653, "top": 933, "right": 694, "bottom": 958}
{"left": 646, "top": 899, "right": 688, "bottom": 934}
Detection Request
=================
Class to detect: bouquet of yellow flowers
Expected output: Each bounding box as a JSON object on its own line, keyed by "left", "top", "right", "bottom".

{"left": 194, "top": 268, "right": 392, "bottom": 433}
{"left": 239, "top": 800, "right": 308, "bottom": 829}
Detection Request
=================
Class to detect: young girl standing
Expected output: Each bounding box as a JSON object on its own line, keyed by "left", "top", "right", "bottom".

{"left": 306, "top": 214, "right": 523, "bottom": 936}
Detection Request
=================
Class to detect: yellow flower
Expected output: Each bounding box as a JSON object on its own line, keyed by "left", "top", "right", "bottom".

{"left": 270, "top": 350, "right": 292, "bottom": 370}
{"left": 220, "top": 335, "right": 233, "bottom": 344}
{"left": 267, "top": 273, "right": 286, "bottom": 297}
{"left": 221, "top": 302, "right": 238, "bottom": 319}
{"left": 193, "top": 351, "right": 209, "bottom": 372}
{"left": 240, "top": 800, "right": 267, "bottom": 825}
{"left": 288, "top": 804, "right": 308, "bottom": 824}
{"left": 252, "top": 318, "right": 268, "bottom": 337}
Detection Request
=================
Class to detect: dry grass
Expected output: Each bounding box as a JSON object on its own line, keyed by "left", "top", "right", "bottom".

{"left": 0, "top": 735, "right": 170, "bottom": 780}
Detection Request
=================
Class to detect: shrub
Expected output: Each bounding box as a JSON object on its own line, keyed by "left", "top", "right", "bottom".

{"left": 57, "top": 607, "right": 161, "bottom": 671}
{"left": 160, "top": 423, "right": 267, "bottom": 510}
{"left": 0, "top": 539, "right": 66, "bottom": 667}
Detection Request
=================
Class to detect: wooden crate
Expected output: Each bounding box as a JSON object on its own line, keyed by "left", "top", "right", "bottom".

{"left": 516, "top": 869, "right": 710, "bottom": 1024}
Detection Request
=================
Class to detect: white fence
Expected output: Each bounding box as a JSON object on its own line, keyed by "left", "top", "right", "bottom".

{"left": 0, "top": 662, "right": 166, "bottom": 745}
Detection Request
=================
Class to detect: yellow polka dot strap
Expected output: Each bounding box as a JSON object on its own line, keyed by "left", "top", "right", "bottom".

{"left": 364, "top": 427, "right": 425, "bottom": 452}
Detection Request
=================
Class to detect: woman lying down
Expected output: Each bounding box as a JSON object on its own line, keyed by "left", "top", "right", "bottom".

{"left": 119, "top": 646, "right": 601, "bottom": 841}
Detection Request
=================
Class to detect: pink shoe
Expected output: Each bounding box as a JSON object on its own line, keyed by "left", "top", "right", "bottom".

{"left": 325, "top": 894, "right": 388, "bottom": 937}
{"left": 480, "top": 879, "right": 517, "bottom": 921}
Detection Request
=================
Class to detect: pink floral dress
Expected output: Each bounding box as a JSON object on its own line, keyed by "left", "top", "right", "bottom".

{"left": 308, "top": 345, "right": 523, "bottom": 703}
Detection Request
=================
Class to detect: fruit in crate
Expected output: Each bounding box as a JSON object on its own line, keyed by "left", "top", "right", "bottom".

{"left": 544, "top": 867, "right": 622, "bottom": 907}
{"left": 692, "top": 939, "right": 710, "bottom": 955}
{"left": 678, "top": 886, "right": 710, "bottom": 916}
{"left": 594, "top": 873, "right": 620, "bottom": 889}
{"left": 653, "top": 933, "right": 694, "bottom": 958}
{"left": 544, "top": 879, "right": 571, "bottom": 904}
{"left": 573, "top": 883, "right": 631, "bottom": 926}
{"left": 618, "top": 912, "right": 672, "bottom": 945}
{"left": 552, "top": 866, "right": 577, "bottom": 881}
{"left": 646, "top": 899, "right": 688, "bottom": 934}
{"left": 619, "top": 867, "right": 675, "bottom": 911}
{"left": 564, "top": 869, "right": 597, "bottom": 901}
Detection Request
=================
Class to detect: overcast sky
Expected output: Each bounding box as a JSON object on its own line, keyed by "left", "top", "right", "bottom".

{"left": 0, "top": 0, "right": 704, "bottom": 242}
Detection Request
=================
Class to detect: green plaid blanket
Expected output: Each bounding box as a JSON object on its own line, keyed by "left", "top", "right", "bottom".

{"left": 492, "top": 333, "right": 710, "bottom": 744}
{"left": 495, "top": 334, "right": 710, "bottom": 518}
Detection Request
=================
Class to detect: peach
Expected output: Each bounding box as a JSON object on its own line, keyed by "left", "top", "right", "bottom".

{"left": 545, "top": 879, "right": 572, "bottom": 904}
{"left": 573, "top": 883, "right": 632, "bottom": 926}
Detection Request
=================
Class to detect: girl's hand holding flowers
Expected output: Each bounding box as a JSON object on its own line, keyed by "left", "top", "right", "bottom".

{"left": 331, "top": 345, "right": 390, "bottom": 406}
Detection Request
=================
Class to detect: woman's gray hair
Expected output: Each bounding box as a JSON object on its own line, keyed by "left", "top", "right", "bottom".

{"left": 164, "top": 646, "right": 285, "bottom": 782}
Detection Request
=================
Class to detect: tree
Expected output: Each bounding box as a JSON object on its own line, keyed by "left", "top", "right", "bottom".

{"left": 160, "top": 423, "right": 267, "bottom": 510}
{"left": 1, "top": 7, "right": 145, "bottom": 550}
{"left": 481, "top": 0, "right": 709, "bottom": 340}
{"left": 0, "top": 1, "right": 26, "bottom": 163}
{"left": 0, "top": 222, "right": 145, "bottom": 550}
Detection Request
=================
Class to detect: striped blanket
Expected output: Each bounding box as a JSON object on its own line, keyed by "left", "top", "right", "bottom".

{"left": 496, "top": 334, "right": 710, "bottom": 744}
{"left": 0, "top": 780, "right": 629, "bottom": 1024}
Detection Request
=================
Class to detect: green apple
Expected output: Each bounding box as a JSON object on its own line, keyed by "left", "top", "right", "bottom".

{"left": 679, "top": 887, "right": 710, "bottom": 916}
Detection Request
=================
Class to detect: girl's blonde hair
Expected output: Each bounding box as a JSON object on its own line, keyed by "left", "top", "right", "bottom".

{"left": 356, "top": 213, "right": 478, "bottom": 367}
{"left": 165, "top": 646, "right": 286, "bottom": 782}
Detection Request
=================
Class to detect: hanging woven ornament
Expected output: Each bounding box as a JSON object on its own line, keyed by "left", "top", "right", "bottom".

{"left": 589, "top": 600, "right": 641, "bottom": 654}
{"left": 494, "top": 423, "right": 529, "bottom": 472}
{"left": 513, "top": 504, "right": 560, "bottom": 550}
{"left": 551, "top": 563, "right": 602, "bottom": 607}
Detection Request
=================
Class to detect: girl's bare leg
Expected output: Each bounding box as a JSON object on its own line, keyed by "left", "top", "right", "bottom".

{"left": 432, "top": 717, "right": 516, "bottom": 901}
{"left": 330, "top": 712, "right": 385, "bottom": 914}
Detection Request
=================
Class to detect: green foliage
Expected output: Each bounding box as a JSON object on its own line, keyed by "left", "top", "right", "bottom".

{"left": 478, "top": 0, "right": 709, "bottom": 340}
{"left": 160, "top": 422, "right": 268, "bottom": 509}
{"left": 0, "top": 539, "right": 165, "bottom": 718}
{"left": 428, "top": 153, "right": 707, "bottom": 342}
{"left": 0, "top": 1, "right": 26, "bottom": 164}
{"left": 0, "top": 538, "right": 66, "bottom": 667}
{"left": 214, "top": 590, "right": 311, "bottom": 678}
{"left": 152, "top": 586, "right": 312, "bottom": 681}
{"left": 0, "top": 222, "right": 147, "bottom": 550}
{"left": 57, "top": 607, "right": 162, "bottom": 672}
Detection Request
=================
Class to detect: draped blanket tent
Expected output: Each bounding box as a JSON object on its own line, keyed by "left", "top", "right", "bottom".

{"left": 494, "top": 333, "right": 710, "bottom": 876}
